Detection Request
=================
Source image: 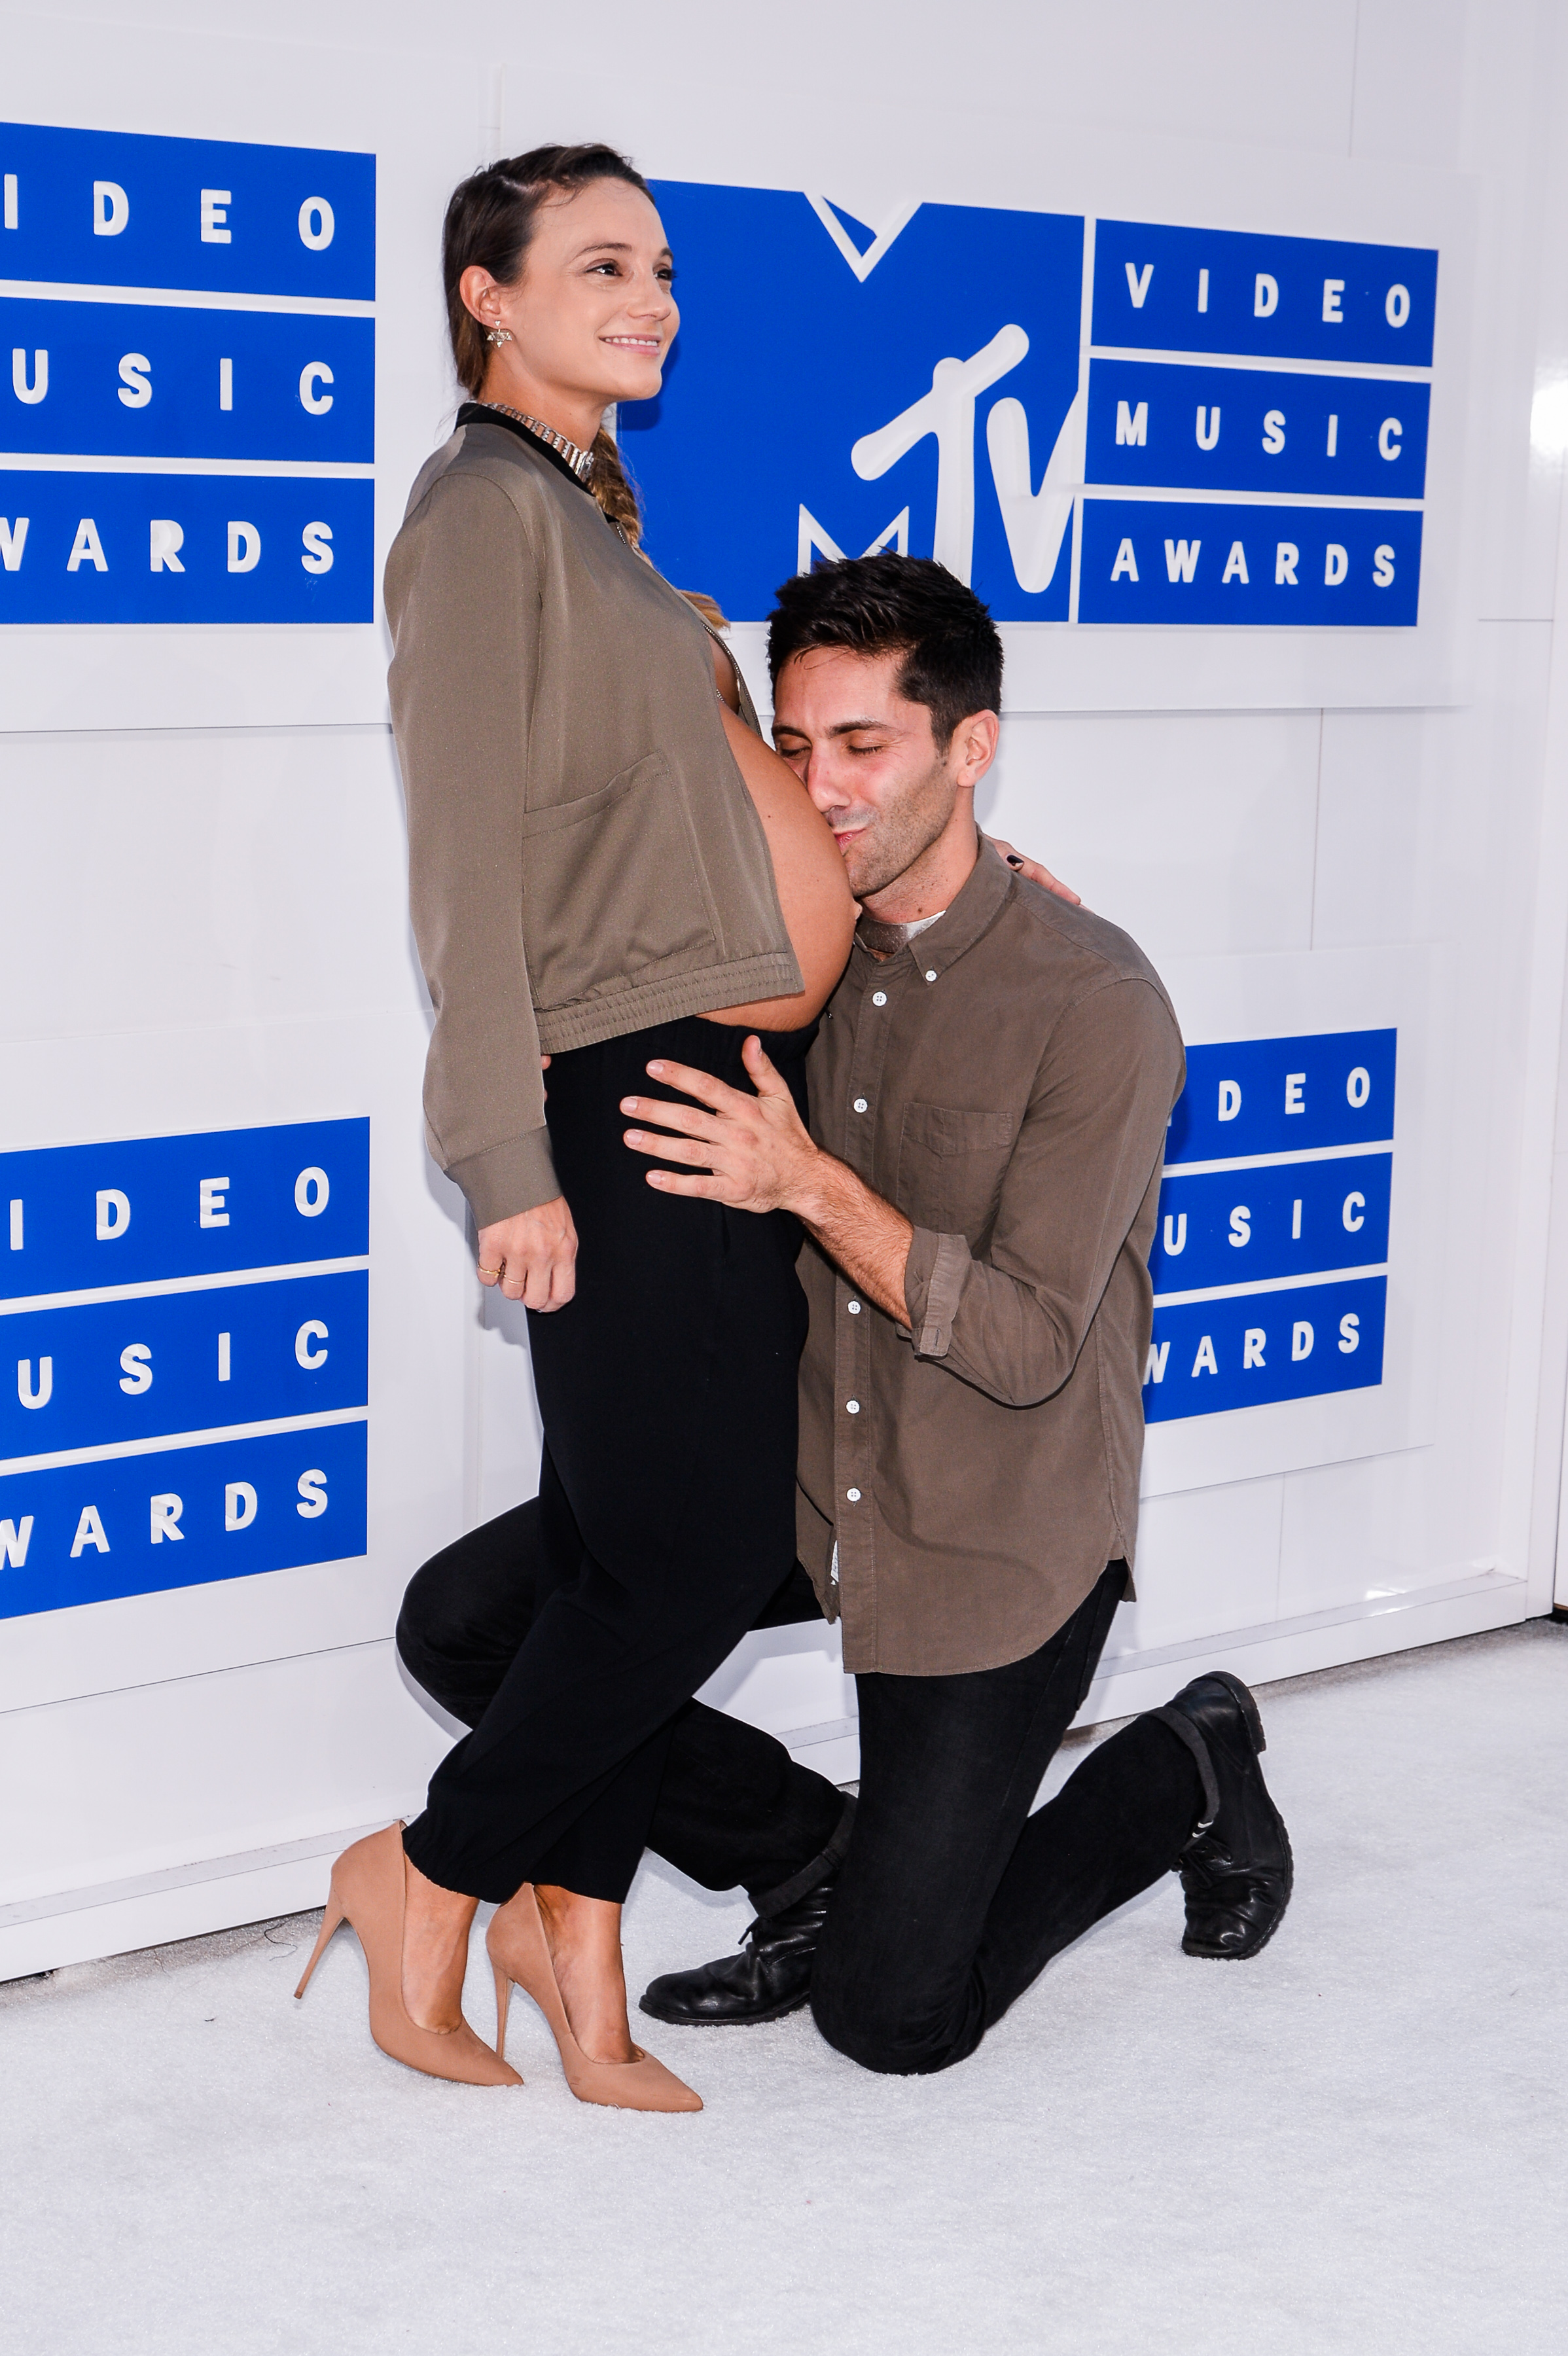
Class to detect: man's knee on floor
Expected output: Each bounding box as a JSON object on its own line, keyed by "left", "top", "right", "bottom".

{"left": 808, "top": 1971, "right": 980, "bottom": 2079}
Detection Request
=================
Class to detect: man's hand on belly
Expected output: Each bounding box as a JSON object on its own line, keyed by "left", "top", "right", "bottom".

{"left": 620, "top": 1036, "right": 913, "bottom": 1326}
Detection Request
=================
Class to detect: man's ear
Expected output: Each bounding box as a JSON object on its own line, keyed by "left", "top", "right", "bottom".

{"left": 953, "top": 709, "right": 1001, "bottom": 787}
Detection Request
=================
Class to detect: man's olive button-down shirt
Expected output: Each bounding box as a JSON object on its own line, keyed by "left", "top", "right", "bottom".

{"left": 796, "top": 840, "right": 1186, "bottom": 1677}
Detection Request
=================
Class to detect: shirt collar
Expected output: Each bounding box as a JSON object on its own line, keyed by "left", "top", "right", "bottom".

{"left": 852, "top": 834, "right": 1014, "bottom": 979}
{"left": 855, "top": 906, "right": 945, "bottom": 957}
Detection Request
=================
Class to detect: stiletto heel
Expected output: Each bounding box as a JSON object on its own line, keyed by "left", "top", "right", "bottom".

{"left": 487, "top": 1883, "right": 702, "bottom": 2113}
{"left": 304, "top": 1825, "right": 522, "bottom": 2088}
{"left": 492, "top": 1958, "right": 512, "bottom": 2057}
{"left": 293, "top": 1893, "right": 346, "bottom": 1999}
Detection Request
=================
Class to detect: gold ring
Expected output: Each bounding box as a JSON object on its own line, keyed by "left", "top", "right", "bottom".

{"left": 478, "top": 1264, "right": 503, "bottom": 1278}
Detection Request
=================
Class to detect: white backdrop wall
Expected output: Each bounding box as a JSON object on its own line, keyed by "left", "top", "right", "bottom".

{"left": 5, "top": 0, "right": 1568, "bottom": 1976}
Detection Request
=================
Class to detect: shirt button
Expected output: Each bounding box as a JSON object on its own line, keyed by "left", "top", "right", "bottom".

{"left": 853, "top": 1096, "right": 868, "bottom": 1113}
{"left": 872, "top": 991, "right": 887, "bottom": 1007}
{"left": 846, "top": 1488, "right": 861, "bottom": 1503}
{"left": 846, "top": 1399, "right": 861, "bottom": 1414}
{"left": 925, "top": 969, "right": 938, "bottom": 983}
{"left": 847, "top": 1299, "right": 862, "bottom": 1314}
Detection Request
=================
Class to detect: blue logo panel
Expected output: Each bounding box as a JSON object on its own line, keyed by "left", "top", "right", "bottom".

{"left": 3, "top": 1118, "right": 368, "bottom": 1293}
{"left": 1080, "top": 501, "right": 1421, "bottom": 626}
{"left": 1093, "top": 221, "right": 1437, "bottom": 366}
{"left": 1087, "top": 359, "right": 1429, "bottom": 499}
{"left": 0, "top": 122, "right": 374, "bottom": 631}
{"left": 1168, "top": 1031, "right": 1395, "bottom": 1161}
{"left": 0, "top": 1270, "right": 366, "bottom": 1459}
{"left": 1143, "top": 1276, "right": 1386, "bottom": 1423}
{"left": 0, "top": 120, "right": 374, "bottom": 300}
{"left": 1148, "top": 1033, "right": 1397, "bottom": 1425}
{"left": 1150, "top": 1152, "right": 1391, "bottom": 1293}
{"left": 0, "top": 1419, "right": 366, "bottom": 1618}
{"left": 1, "top": 1116, "right": 371, "bottom": 1617}
{"left": 611, "top": 185, "right": 1433, "bottom": 634}
{"left": 0, "top": 298, "right": 373, "bottom": 462}
{"left": 0, "top": 471, "right": 372, "bottom": 620}
{"left": 620, "top": 183, "right": 1084, "bottom": 622}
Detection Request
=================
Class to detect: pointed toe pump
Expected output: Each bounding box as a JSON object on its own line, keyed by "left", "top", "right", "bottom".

{"left": 488, "top": 1883, "right": 702, "bottom": 2113}
{"left": 294, "top": 1824, "right": 522, "bottom": 2089}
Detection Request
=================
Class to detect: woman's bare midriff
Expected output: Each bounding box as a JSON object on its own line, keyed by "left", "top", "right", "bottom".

{"left": 698, "top": 696, "right": 857, "bottom": 1033}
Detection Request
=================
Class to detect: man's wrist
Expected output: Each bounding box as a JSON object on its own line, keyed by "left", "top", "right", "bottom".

{"left": 785, "top": 1142, "right": 842, "bottom": 1230}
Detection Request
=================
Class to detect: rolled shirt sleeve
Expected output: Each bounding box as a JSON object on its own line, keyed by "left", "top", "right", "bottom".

{"left": 902, "top": 977, "right": 1184, "bottom": 1406}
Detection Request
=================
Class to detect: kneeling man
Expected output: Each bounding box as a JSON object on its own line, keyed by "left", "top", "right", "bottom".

{"left": 620, "top": 555, "right": 1292, "bottom": 2072}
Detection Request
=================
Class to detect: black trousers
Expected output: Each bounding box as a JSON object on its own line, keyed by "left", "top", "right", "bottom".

{"left": 813, "top": 1571, "right": 1201, "bottom": 2073}
{"left": 401, "top": 1017, "right": 813, "bottom": 1906}
{"left": 399, "top": 1509, "right": 1204, "bottom": 2073}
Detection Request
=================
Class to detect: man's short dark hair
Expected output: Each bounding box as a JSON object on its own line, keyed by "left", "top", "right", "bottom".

{"left": 766, "top": 554, "right": 1003, "bottom": 747}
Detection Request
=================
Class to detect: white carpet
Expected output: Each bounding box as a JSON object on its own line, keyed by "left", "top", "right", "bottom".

{"left": 4, "top": 1624, "right": 1565, "bottom": 2356}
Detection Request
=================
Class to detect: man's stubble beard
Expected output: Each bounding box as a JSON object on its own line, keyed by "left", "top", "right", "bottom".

{"left": 842, "top": 757, "right": 957, "bottom": 904}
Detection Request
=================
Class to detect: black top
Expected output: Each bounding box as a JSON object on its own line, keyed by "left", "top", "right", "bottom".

{"left": 455, "top": 402, "right": 593, "bottom": 495}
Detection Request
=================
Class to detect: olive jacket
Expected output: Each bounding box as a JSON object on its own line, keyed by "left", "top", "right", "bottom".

{"left": 384, "top": 414, "right": 798, "bottom": 1226}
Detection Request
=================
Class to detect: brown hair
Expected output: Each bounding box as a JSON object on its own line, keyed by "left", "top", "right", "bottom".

{"left": 442, "top": 143, "right": 652, "bottom": 544}
{"left": 768, "top": 555, "right": 1003, "bottom": 743}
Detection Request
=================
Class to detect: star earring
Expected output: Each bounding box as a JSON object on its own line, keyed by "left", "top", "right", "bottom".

{"left": 486, "top": 325, "right": 513, "bottom": 346}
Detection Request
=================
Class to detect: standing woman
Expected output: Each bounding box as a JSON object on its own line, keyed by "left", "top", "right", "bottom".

{"left": 293, "top": 147, "right": 855, "bottom": 2109}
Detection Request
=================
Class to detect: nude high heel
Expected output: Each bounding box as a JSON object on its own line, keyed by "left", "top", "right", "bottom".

{"left": 294, "top": 1824, "right": 522, "bottom": 2089}
{"left": 488, "top": 1883, "right": 702, "bottom": 2113}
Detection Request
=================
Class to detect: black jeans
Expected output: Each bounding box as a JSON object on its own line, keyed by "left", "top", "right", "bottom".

{"left": 813, "top": 1569, "right": 1201, "bottom": 2073}
{"left": 401, "top": 1017, "right": 814, "bottom": 1906}
{"left": 399, "top": 1510, "right": 1203, "bottom": 2072}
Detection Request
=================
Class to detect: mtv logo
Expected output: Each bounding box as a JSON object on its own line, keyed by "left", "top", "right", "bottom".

{"left": 618, "top": 185, "right": 1085, "bottom": 624}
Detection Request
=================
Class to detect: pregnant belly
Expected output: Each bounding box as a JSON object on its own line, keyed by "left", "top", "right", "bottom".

{"left": 700, "top": 704, "right": 856, "bottom": 1031}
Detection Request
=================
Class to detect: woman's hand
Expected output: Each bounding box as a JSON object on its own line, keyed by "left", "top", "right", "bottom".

{"left": 986, "top": 836, "right": 1081, "bottom": 905}
{"left": 477, "top": 1197, "right": 578, "bottom": 1310}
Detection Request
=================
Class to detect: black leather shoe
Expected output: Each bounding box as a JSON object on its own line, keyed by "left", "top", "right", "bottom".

{"left": 639, "top": 1878, "right": 833, "bottom": 2026}
{"left": 1161, "top": 1671, "right": 1293, "bottom": 1960}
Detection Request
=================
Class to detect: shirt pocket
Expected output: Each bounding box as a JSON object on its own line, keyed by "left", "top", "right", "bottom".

{"left": 897, "top": 1102, "right": 1019, "bottom": 1239}
{"left": 520, "top": 752, "right": 719, "bottom": 1010}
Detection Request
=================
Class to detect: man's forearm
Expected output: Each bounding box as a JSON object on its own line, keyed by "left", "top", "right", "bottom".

{"left": 793, "top": 1152, "right": 914, "bottom": 1327}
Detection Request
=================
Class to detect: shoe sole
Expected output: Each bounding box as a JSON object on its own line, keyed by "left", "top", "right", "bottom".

{"left": 637, "top": 1987, "right": 813, "bottom": 2027}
